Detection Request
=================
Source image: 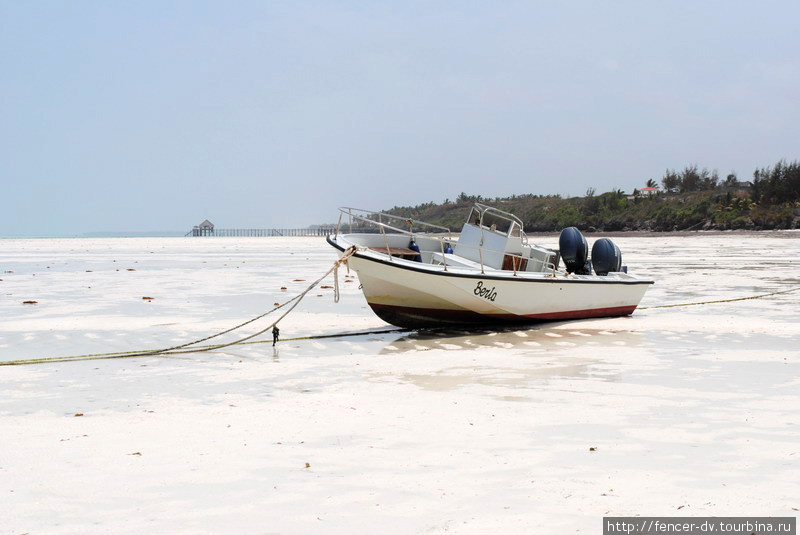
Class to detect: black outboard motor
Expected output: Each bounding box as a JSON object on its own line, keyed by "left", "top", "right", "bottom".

{"left": 558, "top": 227, "right": 589, "bottom": 274}
{"left": 591, "top": 238, "right": 622, "bottom": 275}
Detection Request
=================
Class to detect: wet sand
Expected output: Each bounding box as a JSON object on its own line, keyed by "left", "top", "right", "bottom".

{"left": 1, "top": 234, "right": 799, "bottom": 533}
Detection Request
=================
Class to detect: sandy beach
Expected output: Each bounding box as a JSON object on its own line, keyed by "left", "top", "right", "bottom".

{"left": 1, "top": 234, "right": 798, "bottom": 534}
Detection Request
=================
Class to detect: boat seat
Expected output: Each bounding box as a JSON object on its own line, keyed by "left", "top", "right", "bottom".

{"left": 429, "top": 251, "right": 489, "bottom": 270}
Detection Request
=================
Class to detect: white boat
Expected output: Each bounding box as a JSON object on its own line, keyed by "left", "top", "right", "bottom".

{"left": 327, "top": 204, "right": 653, "bottom": 328}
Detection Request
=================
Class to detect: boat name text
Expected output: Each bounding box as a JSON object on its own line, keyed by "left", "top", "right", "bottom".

{"left": 474, "top": 281, "right": 497, "bottom": 302}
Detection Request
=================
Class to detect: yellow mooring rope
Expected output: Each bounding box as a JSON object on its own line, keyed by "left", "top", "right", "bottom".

{"left": 2, "top": 263, "right": 797, "bottom": 367}
{"left": 638, "top": 285, "right": 800, "bottom": 310}
{"left": 0, "top": 246, "right": 358, "bottom": 367}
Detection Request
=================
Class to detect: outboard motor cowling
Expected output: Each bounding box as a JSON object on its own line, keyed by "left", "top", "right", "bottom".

{"left": 558, "top": 227, "right": 589, "bottom": 274}
{"left": 591, "top": 238, "right": 622, "bottom": 275}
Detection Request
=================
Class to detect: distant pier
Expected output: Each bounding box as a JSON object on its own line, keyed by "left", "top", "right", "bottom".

{"left": 187, "top": 219, "right": 336, "bottom": 237}
{"left": 186, "top": 227, "right": 336, "bottom": 237}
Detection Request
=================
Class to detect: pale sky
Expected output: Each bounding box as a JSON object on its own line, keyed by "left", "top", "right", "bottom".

{"left": 2, "top": 1, "right": 798, "bottom": 236}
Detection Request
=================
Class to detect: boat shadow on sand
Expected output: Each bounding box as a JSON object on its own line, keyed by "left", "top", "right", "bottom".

{"left": 378, "top": 322, "right": 649, "bottom": 355}
{"left": 371, "top": 322, "right": 652, "bottom": 396}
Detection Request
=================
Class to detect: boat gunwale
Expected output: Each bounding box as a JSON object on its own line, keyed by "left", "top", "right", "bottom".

{"left": 327, "top": 235, "right": 655, "bottom": 286}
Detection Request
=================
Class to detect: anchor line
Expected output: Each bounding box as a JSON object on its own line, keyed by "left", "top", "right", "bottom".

{"left": 3, "top": 261, "right": 797, "bottom": 366}
{"left": 638, "top": 285, "right": 800, "bottom": 310}
{"left": 0, "top": 246, "right": 357, "bottom": 366}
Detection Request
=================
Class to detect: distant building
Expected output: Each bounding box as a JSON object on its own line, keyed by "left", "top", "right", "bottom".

{"left": 193, "top": 219, "right": 215, "bottom": 236}
{"left": 639, "top": 186, "right": 658, "bottom": 197}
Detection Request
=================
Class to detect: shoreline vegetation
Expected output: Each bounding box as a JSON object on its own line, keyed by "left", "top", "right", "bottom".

{"left": 381, "top": 159, "right": 800, "bottom": 233}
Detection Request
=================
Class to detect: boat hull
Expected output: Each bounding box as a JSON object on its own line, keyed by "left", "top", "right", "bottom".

{"left": 367, "top": 302, "right": 639, "bottom": 329}
{"left": 330, "top": 237, "right": 652, "bottom": 329}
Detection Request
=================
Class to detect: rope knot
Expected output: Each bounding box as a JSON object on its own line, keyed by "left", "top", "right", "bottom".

{"left": 333, "top": 246, "right": 357, "bottom": 303}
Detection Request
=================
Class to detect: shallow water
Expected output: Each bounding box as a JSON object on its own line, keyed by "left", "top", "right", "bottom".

{"left": 1, "top": 234, "right": 798, "bottom": 533}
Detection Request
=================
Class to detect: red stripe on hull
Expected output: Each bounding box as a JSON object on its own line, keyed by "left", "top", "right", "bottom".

{"left": 368, "top": 303, "right": 638, "bottom": 329}
{"left": 523, "top": 305, "right": 638, "bottom": 320}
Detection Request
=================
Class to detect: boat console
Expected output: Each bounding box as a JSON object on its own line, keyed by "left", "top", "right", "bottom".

{"left": 452, "top": 204, "right": 559, "bottom": 273}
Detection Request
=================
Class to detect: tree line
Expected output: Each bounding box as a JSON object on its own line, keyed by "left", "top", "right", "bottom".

{"left": 379, "top": 158, "right": 798, "bottom": 232}
{"left": 659, "top": 166, "right": 727, "bottom": 193}
{"left": 752, "top": 160, "right": 800, "bottom": 204}
{"left": 656, "top": 159, "right": 800, "bottom": 204}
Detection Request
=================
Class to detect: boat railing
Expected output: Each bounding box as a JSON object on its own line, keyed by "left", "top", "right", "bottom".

{"left": 336, "top": 207, "right": 452, "bottom": 239}
{"left": 473, "top": 202, "right": 524, "bottom": 229}
{"left": 336, "top": 207, "right": 454, "bottom": 265}
{"left": 471, "top": 203, "right": 529, "bottom": 247}
{"left": 335, "top": 206, "right": 557, "bottom": 276}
